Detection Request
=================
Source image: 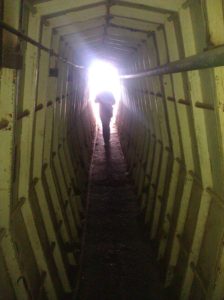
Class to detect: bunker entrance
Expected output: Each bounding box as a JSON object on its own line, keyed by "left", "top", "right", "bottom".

{"left": 88, "top": 59, "right": 121, "bottom": 125}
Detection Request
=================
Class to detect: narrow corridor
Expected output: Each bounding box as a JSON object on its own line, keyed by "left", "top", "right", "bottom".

{"left": 77, "top": 126, "right": 166, "bottom": 300}
{"left": 2, "top": 2, "right": 224, "bottom": 299}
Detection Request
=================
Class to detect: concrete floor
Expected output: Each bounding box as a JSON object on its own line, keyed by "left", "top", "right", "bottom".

{"left": 77, "top": 125, "right": 166, "bottom": 300}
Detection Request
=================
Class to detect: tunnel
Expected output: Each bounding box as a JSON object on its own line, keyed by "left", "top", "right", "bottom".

{"left": 1, "top": 0, "right": 224, "bottom": 299}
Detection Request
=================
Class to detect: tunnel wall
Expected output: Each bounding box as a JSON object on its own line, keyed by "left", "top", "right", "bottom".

{"left": 0, "top": 1, "right": 95, "bottom": 298}
{"left": 117, "top": 1, "right": 224, "bottom": 299}
{"left": 1, "top": 1, "right": 224, "bottom": 300}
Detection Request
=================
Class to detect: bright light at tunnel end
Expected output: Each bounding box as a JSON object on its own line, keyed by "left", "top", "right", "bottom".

{"left": 88, "top": 59, "right": 121, "bottom": 123}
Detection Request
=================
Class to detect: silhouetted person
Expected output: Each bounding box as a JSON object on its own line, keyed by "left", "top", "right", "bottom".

{"left": 95, "top": 91, "right": 115, "bottom": 146}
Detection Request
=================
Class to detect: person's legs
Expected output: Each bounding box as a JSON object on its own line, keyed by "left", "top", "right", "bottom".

{"left": 102, "top": 118, "right": 111, "bottom": 145}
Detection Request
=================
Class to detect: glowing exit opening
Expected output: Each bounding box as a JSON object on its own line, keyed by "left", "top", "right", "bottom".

{"left": 88, "top": 59, "right": 121, "bottom": 123}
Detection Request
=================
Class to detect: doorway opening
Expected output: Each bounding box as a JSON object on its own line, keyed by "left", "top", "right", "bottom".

{"left": 88, "top": 59, "right": 121, "bottom": 124}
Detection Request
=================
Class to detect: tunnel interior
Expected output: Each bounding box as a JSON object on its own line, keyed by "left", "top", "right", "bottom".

{"left": 1, "top": 1, "right": 224, "bottom": 299}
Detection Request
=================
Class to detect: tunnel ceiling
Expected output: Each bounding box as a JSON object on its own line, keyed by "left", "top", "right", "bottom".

{"left": 32, "top": 0, "right": 183, "bottom": 66}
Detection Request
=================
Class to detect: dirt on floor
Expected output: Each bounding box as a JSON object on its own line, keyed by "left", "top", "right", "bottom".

{"left": 77, "top": 125, "right": 167, "bottom": 300}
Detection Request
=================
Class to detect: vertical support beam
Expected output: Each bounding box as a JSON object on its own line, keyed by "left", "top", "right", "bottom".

{"left": 205, "top": 0, "right": 224, "bottom": 195}
{"left": 0, "top": 1, "right": 28, "bottom": 298}
{"left": 32, "top": 24, "right": 72, "bottom": 292}
{"left": 52, "top": 39, "right": 79, "bottom": 249}
{"left": 57, "top": 44, "right": 81, "bottom": 236}
{"left": 162, "top": 17, "right": 197, "bottom": 286}
{"left": 142, "top": 37, "right": 172, "bottom": 241}
{"left": 43, "top": 32, "right": 76, "bottom": 266}
{"left": 200, "top": 1, "right": 224, "bottom": 298}
{"left": 60, "top": 47, "right": 83, "bottom": 224}
{"left": 17, "top": 11, "right": 58, "bottom": 299}
{"left": 176, "top": 5, "right": 214, "bottom": 299}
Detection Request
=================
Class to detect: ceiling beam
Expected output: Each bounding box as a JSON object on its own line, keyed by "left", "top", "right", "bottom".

{"left": 103, "top": 0, "right": 112, "bottom": 44}
{"left": 83, "top": 52, "right": 125, "bottom": 63}
{"left": 79, "top": 46, "right": 128, "bottom": 58}
{"left": 111, "top": 14, "right": 160, "bottom": 25}
{"left": 66, "top": 31, "right": 144, "bottom": 48}
{"left": 112, "top": 0, "right": 177, "bottom": 13}
{"left": 32, "top": 0, "right": 51, "bottom": 3}
{"left": 106, "top": 42, "right": 137, "bottom": 51}
{"left": 107, "top": 35, "right": 144, "bottom": 44}
{"left": 62, "top": 25, "right": 104, "bottom": 37}
{"left": 67, "top": 35, "right": 103, "bottom": 43}
{"left": 111, "top": 6, "right": 168, "bottom": 24}
{"left": 72, "top": 39, "right": 103, "bottom": 48}
{"left": 109, "top": 23, "right": 150, "bottom": 34}
{"left": 85, "top": 43, "right": 134, "bottom": 54}
{"left": 39, "top": 1, "right": 106, "bottom": 19}
{"left": 53, "top": 16, "right": 106, "bottom": 31}
{"left": 105, "top": 45, "right": 134, "bottom": 53}
{"left": 50, "top": 13, "right": 159, "bottom": 32}
{"left": 108, "top": 27, "right": 146, "bottom": 39}
{"left": 105, "top": 40, "right": 137, "bottom": 50}
{"left": 56, "top": 19, "right": 105, "bottom": 36}
{"left": 36, "top": 0, "right": 179, "bottom": 18}
{"left": 107, "top": 38, "right": 142, "bottom": 48}
{"left": 111, "top": 18, "right": 158, "bottom": 32}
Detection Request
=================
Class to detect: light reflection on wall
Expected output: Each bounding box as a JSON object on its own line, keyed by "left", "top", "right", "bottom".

{"left": 88, "top": 59, "right": 121, "bottom": 124}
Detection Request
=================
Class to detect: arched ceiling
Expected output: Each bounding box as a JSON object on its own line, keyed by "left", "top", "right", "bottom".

{"left": 31, "top": 0, "right": 184, "bottom": 66}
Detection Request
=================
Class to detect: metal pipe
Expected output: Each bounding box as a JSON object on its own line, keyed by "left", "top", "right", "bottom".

{"left": 0, "top": 20, "right": 84, "bottom": 69}
{"left": 120, "top": 45, "right": 224, "bottom": 79}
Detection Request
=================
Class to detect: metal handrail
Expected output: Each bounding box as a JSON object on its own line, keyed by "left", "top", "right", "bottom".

{"left": 120, "top": 45, "right": 224, "bottom": 79}
{"left": 2, "top": 19, "right": 224, "bottom": 77}
{"left": 0, "top": 20, "right": 84, "bottom": 69}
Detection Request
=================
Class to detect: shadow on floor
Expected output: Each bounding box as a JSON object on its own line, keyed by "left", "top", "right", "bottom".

{"left": 76, "top": 126, "right": 168, "bottom": 300}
